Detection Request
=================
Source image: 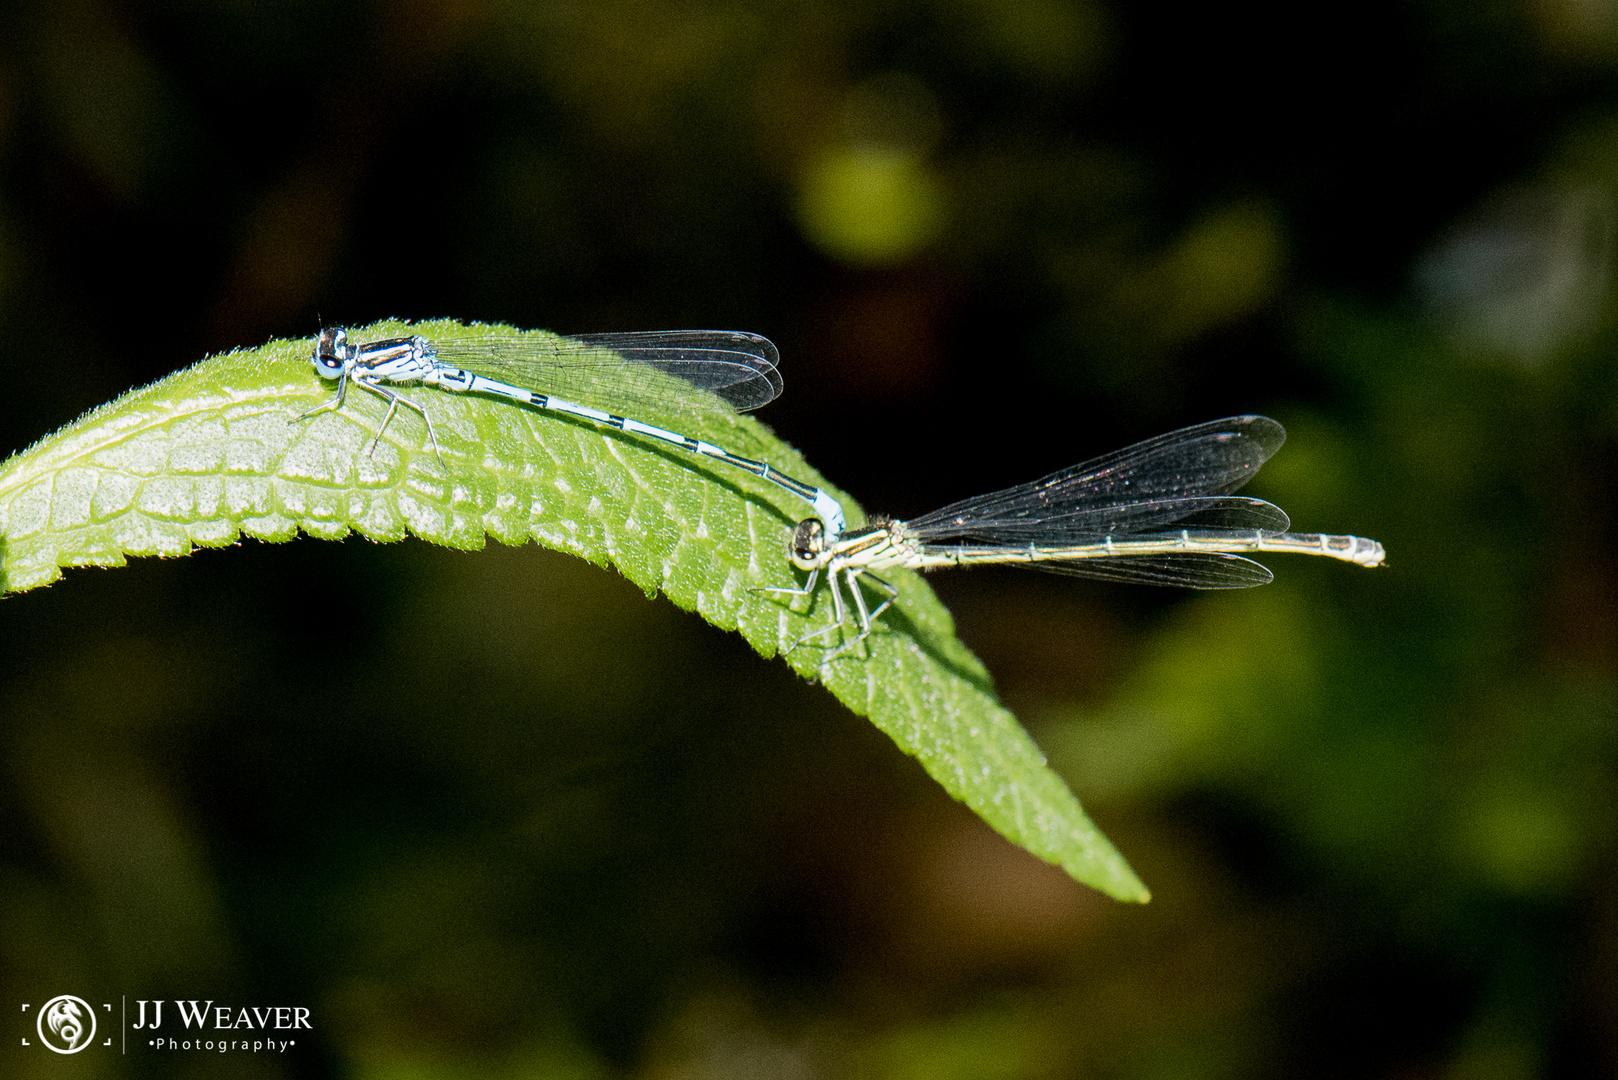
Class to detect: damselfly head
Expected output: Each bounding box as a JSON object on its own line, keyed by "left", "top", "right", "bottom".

{"left": 311, "top": 327, "right": 353, "bottom": 379}
{"left": 788, "top": 518, "right": 826, "bottom": 569}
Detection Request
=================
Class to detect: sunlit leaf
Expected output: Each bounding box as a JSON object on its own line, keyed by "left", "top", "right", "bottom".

{"left": 0, "top": 318, "right": 1147, "bottom": 902}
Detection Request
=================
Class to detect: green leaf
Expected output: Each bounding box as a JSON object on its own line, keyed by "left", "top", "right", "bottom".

{"left": 0, "top": 318, "right": 1148, "bottom": 902}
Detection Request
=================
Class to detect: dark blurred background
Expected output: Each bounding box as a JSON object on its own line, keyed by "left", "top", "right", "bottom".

{"left": 1, "top": 0, "right": 1615, "bottom": 1077}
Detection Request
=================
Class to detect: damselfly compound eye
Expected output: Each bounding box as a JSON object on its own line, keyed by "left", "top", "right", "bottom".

{"left": 789, "top": 518, "right": 825, "bottom": 568}
{"left": 311, "top": 327, "right": 350, "bottom": 377}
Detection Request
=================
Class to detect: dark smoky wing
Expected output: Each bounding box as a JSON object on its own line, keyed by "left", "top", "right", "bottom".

{"left": 907, "top": 494, "right": 1289, "bottom": 544}
{"left": 996, "top": 551, "right": 1277, "bottom": 589}
{"left": 908, "top": 416, "right": 1286, "bottom": 541}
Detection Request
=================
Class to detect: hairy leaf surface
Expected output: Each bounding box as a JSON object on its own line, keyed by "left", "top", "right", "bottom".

{"left": 0, "top": 319, "right": 1147, "bottom": 901}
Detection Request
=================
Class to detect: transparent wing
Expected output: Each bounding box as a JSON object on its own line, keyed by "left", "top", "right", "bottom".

{"left": 909, "top": 416, "right": 1289, "bottom": 543}
{"left": 573, "top": 331, "right": 783, "bottom": 408}
{"left": 426, "top": 329, "right": 783, "bottom": 418}
{"left": 1002, "top": 551, "right": 1276, "bottom": 589}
